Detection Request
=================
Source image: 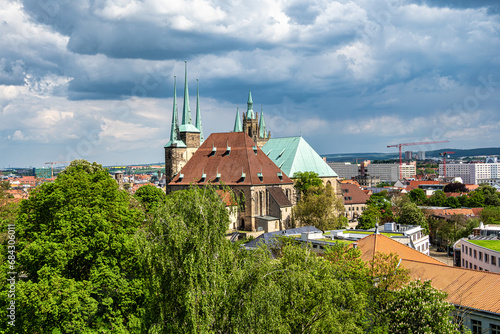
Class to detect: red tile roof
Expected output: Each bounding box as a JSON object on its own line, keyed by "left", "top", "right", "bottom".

{"left": 341, "top": 183, "right": 370, "bottom": 205}
{"left": 170, "top": 132, "right": 293, "bottom": 186}
{"left": 356, "top": 234, "right": 500, "bottom": 315}
{"left": 405, "top": 180, "right": 442, "bottom": 191}
{"left": 356, "top": 234, "right": 442, "bottom": 265}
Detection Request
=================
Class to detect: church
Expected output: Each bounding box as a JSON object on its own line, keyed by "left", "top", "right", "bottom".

{"left": 164, "top": 62, "right": 293, "bottom": 232}
{"left": 164, "top": 62, "right": 339, "bottom": 232}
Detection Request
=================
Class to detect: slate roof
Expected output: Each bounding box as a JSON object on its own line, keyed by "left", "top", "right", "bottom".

{"left": 356, "top": 234, "right": 500, "bottom": 315}
{"left": 170, "top": 132, "right": 293, "bottom": 186}
{"left": 267, "top": 187, "right": 292, "bottom": 207}
{"left": 262, "top": 137, "right": 338, "bottom": 178}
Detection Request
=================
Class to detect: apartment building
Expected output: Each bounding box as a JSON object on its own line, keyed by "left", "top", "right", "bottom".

{"left": 440, "top": 161, "right": 500, "bottom": 185}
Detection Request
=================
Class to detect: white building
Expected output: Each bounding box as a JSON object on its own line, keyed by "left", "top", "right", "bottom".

{"left": 417, "top": 151, "right": 425, "bottom": 160}
{"left": 459, "top": 237, "right": 500, "bottom": 273}
{"left": 366, "top": 163, "right": 416, "bottom": 182}
{"left": 440, "top": 161, "right": 500, "bottom": 185}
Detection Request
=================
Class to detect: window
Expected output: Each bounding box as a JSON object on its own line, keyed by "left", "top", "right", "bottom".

{"left": 465, "top": 260, "right": 468, "bottom": 268}
{"left": 491, "top": 323, "right": 500, "bottom": 334}
{"left": 474, "top": 250, "right": 477, "bottom": 259}
{"left": 479, "top": 252, "right": 483, "bottom": 261}
{"left": 472, "top": 319, "right": 482, "bottom": 334}
{"left": 485, "top": 253, "right": 489, "bottom": 263}
{"left": 462, "top": 259, "right": 464, "bottom": 267}
{"left": 474, "top": 265, "right": 477, "bottom": 270}
{"left": 493, "top": 256, "right": 497, "bottom": 266}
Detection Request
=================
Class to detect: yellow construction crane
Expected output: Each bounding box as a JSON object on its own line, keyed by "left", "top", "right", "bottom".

{"left": 44, "top": 161, "right": 70, "bottom": 178}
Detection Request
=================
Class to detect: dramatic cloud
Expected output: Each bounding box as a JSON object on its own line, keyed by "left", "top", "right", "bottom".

{"left": 1, "top": 0, "right": 499, "bottom": 167}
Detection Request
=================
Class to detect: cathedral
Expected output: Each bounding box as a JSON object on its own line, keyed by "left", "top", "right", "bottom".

{"left": 164, "top": 61, "right": 204, "bottom": 186}
{"left": 233, "top": 90, "right": 271, "bottom": 147}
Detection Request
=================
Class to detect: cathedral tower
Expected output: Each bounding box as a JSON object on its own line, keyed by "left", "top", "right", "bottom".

{"left": 165, "top": 62, "right": 202, "bottom": 187}
{"left": 234, "top": 89, "right": 270, "bottom": 147}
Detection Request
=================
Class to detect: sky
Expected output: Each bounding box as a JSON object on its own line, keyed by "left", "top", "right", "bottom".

{"left": 1, "top": 0, "right": 500, "bottom": 168}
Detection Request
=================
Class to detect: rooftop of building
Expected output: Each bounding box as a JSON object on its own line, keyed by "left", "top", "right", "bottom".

{"left": 340, "top": 183, "right": 370, "bottom": 205}
{"left": 356, "top": 233, "right": 500, "bottom": 315}
{"left": 262, "top": 136, "right": 338, "bottom": 178}
{"left": 170, "top": 132, "right": 293, "bottom": 186}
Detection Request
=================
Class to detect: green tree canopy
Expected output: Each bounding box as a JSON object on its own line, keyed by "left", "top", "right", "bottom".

{"left": 398, "top": 202, "right": 428, "bottom": 233}
{"left": 2, "top": 160, "right": 145, "bottom": 332}
{"left": 293, "top": 183, "right": 346, "bottom": 230}
{"left": 409, "top": 188, "right": 427, "bottom": 205}
{"left": 292, "top": 171, "right": 323, "bottom": 196}
{"left": 357, "top": 205, "right": 381, "bottom": 230}
{"left": 428, "top": 190, "right": 447, "bottom": 207}
{"left": 134, "top": 184, "right": 166, "bottom": 212}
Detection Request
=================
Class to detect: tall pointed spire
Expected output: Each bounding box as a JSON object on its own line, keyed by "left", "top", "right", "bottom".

{"left": 179, "top": 61, "right": 200, "bottom": 133}
{"left": 246, "top": 88, "right": 254, "bottom": 119}
{"left": 234, "top": 106, "right": 242, "bottom": 132}
{"left": 165, "top": 76, "right": 186, "bottom": 148}
{"left": 259, "top": 105, "right": 267, "bottom": 138}
{"left": 181, "top": 60, "right": 191, "bottom": 126}
{"left": 195, "top": 79, "right": 204, "bottom": 143}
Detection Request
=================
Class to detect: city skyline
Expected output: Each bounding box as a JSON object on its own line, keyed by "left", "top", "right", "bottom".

{"left": 1, "top": 0, "right": 500, "bottom": 167}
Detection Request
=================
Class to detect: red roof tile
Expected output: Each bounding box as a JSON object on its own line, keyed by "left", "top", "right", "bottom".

{"left": 170, "top": 132, "right": 293, "bottom": 186}
{"left": 341, "top": 183, "right": 370, "bottom": 205}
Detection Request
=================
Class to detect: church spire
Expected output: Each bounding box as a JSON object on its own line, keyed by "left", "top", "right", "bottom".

{"left": 181, "top": 60, "right": 191, "bottom": 126}
{"left": 259, "top": 105, "right": 267, "bottom": 138}
{"left": 165, "top": 76, "right": 185, "bottom": 147}
{"left": 195, "top": 79, "right": 204, "bottom": 143}
{"left": 246, "top": 88, "right": 255, "bottom": 119}
{"left": 234, "top": 106, "right": 242, "bottom": 132}
{"left": 179, "top": 61, "right": 199, "bottom": 133}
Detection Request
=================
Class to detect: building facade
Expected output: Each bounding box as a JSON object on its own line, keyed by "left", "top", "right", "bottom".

{"left": 440, "top": 161, "right": 500, "bottom": 185}
{"left": 328, "top": 162, "right": 360, "bottom": 180}
{"left": 459, "top": 238, "right": 500, "bottom": 273}
{"left": 168, "top": 132, "right": 294, "bottom": 232}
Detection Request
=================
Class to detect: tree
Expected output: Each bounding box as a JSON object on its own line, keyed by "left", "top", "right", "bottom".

{"left": 398, "top": 202, "right": 428, "bottom": 233}
{"left": 293, "top": 171, "right": 323, "bottom": 196}
{"left": 409, "top": 188, "right": 427, "bottom": 205}
{"left": 2, "top": 160, "right": 145, "bottom": 332}
{"left": 467, "top": 191, "right": 485, "bottom": 208}
{"left": 366, "top": 192, "right": 395, "bottom": 223}
{"left": 443, "top": 182, "right": 467, "bottom": 193}
{"left": 385, "top": 280, "right": 458, "bottom": 334}
{"left": 445, "top": 196, "right": 461, "bottom": 208}
{"left": 480, "top": 206, "right": 500, "bottom": 224}
{"left": 293, "top": 183, "right": 346, "bottom": 230}
{"left": 428, "top": 190, "right": 447, "bottom": 207}
{"left": 357, "top": 205, "right": 381, "bottom": 230}
{"left": 477, "top": 184, "right": 500, "bottom": 206}
{"left": 134, "top": 184, "right": 165, "bottom": 212}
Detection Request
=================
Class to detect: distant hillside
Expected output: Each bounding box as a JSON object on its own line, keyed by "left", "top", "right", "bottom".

{"left": 322, "top": 147, "right": 500, "bottom": 162}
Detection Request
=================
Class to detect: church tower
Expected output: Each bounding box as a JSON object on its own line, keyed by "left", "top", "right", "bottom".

{"left": 165, "top": 61, "right": 202, "bottom": 187}
{"left": 234, "top": 89, "right": 270, "bottom": 147}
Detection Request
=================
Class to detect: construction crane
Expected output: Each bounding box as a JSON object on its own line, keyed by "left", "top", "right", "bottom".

{"left": 44, "top": 161, "right": 70, "bottom": 178}
{"left": 439, "top": 151, "right": 455, "bottom": 179}
{"left": 387, "top": 140, "right": 450, "bottom": 180}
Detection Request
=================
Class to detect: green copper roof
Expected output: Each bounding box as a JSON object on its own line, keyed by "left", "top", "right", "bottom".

{"left": 259, "top": 106, "right": 267, "bottom": 138}
{"left": 195, "top": 79, "right": 204, "bottom": 142}
{"left": 180, "top": 61, "right": 200, "bottom": 133}
{"left": 165, "top": 76, "right": 186, "bottom": 148}
{"left": 246, "top": 89, "right": 255, "bottom": 119}
{"left": 233, "top": 107, "right": 242, "bottom": 132}
{"left": 262, "top": 137, "right": 338, "bottom": 178}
